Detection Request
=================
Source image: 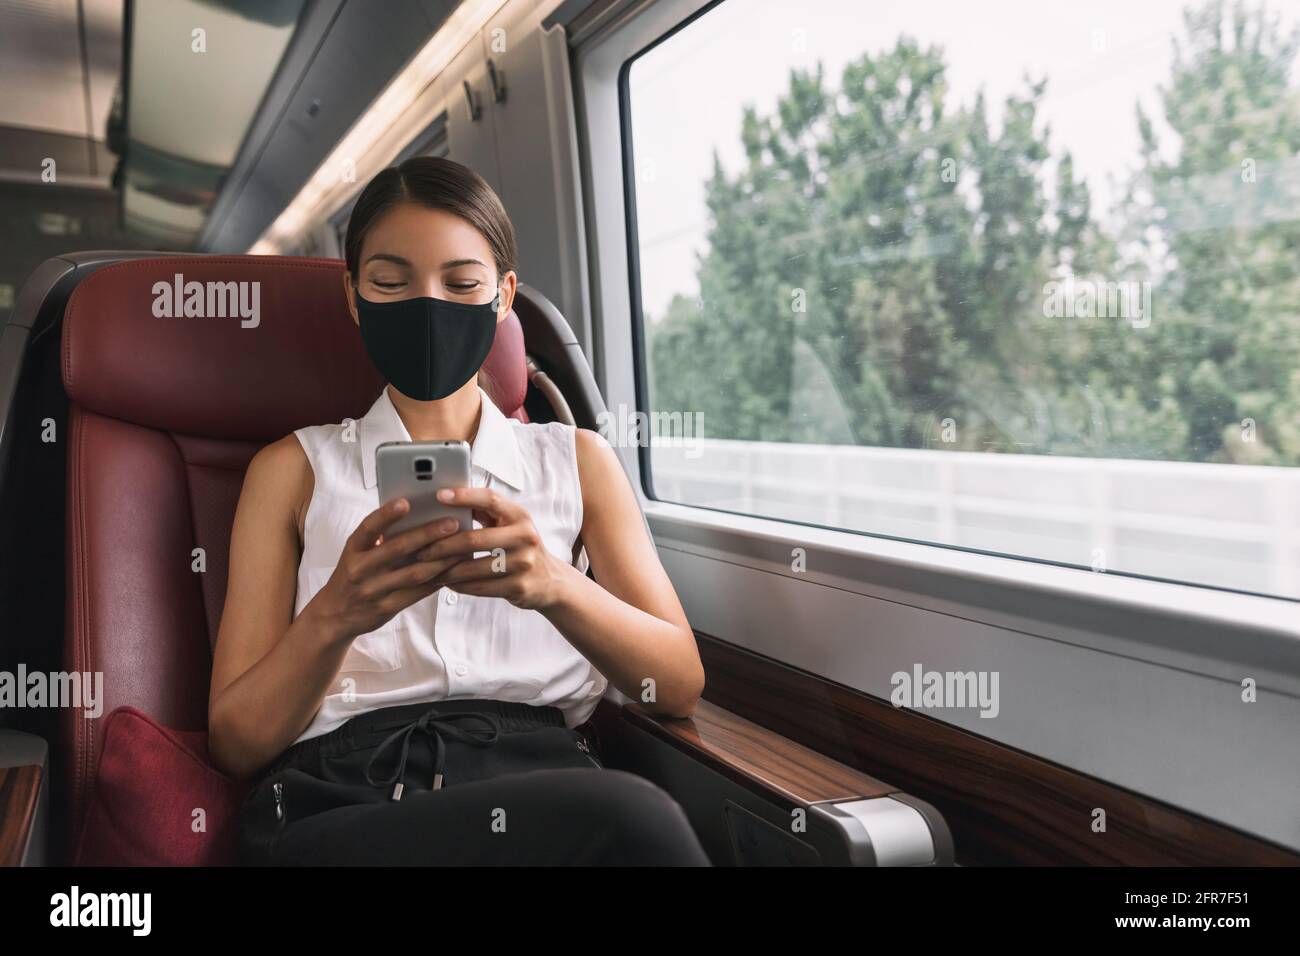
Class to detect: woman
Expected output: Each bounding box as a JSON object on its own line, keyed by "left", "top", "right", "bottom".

{"left": 209, "top": 156, "right": 710, "bottom": 866}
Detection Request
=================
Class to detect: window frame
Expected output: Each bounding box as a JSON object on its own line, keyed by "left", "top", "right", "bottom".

{"left": 575, "top": 0, "right": 1300, "bottom": 850}
{"left": 609, "top": 0, "right": 1300, "bottom": 606}
{"left": 615, "top": 0, "right": 724, "bottom": 511}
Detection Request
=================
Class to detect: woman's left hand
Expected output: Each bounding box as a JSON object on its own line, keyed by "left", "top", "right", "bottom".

{"left": 415, "top": 487, "right": 574, "bottom": 611}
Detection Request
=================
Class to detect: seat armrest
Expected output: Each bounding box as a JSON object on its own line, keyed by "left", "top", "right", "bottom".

{"left": 0, "top": 729, "right": 49, "bottom": 866}
{"left": 598, "top": 699, "right": 953, "bottom": 865}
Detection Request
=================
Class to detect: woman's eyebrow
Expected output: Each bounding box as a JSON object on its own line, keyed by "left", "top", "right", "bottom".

{"left": 364, "top": 253, "right": 411, "bottom": 267}
{"left": 440, "top": 258, "right": 487, "bottom": 269}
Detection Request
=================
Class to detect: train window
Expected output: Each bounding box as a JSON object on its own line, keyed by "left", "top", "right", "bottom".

{"left": 621, "top": 0, "right": 1300, "bottom": 599}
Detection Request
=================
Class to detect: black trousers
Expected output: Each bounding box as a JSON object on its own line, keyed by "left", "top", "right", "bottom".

{"left": 238, "top": 697, "right": 711, "bottom": 866}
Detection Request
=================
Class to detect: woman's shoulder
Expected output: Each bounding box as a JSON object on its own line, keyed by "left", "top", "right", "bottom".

{"left": 564, "top": 426, "right": 620, "bottom": 501}
{"left": 289, "top": 418, "right": 352, "bottom": 458}
{"left": 231, "top": 422, "right": 356, "bottom": 533}
{"left": 238, "top": 432, "right": 314, "bottom": 534}
{"left": 509, "top": 416, "right": 609, "bottom": 439}
{"left": 510, "top": 419, "right": 613, "bottom": 465}
{"left": 506, "top": 415, "right": 608, "bottom": 448}
{"left": 507, "top": 416, "right": 576, "bottom": 450}
{"left": 247, "top": 432, "right": 311, "bottom": 479}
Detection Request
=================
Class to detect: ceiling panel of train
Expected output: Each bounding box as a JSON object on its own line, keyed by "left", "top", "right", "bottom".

{"left": 119, "top": 0, "right": 305, "bottom": 244}
{"left": 196, "top": 0, "right": 459, "bottom": 252}
{"left": 107, "top": 0, "right": 458, "bottom": 249}
{"left": 2, "top": 0, "right": 494, "bottom": 251}
{"left": 0, "top": 0, "right": 121, "bottom": 186}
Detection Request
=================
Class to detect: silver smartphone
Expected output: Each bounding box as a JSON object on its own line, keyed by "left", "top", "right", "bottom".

{"left": 375, "top": 440, "right": 473, "bottom": 538}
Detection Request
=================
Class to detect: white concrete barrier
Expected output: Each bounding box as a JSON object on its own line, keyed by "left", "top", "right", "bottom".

{"left": 649, "top": 438, "right": 1300, "bottom": 598}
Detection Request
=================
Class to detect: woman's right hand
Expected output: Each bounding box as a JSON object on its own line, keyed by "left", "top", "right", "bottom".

{"left": 304, "top": 497, "right": 466, "bottom": 644}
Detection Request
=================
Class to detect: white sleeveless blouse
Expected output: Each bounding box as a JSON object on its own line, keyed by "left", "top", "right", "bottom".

{"left": 289, "top": 384, "right": 607, "bottom": 745}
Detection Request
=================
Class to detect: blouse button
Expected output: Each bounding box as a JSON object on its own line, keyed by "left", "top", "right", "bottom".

{"left": 445, "top": 590, "right": 458, "bottom": 605}
{"left": 455, "top": 664, "right": 468, "bottom": 676}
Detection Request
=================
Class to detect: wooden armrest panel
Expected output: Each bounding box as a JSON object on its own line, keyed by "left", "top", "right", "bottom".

{"left": 620, "top": 699, "right": 896, "bottom": 808}
{"left": 0, "top": 764, "right": 41, "bottom": 867}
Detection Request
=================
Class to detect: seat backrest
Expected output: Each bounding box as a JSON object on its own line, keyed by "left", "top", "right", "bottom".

{"left": 58, "top": 254, "right": 530, "bottom": 848}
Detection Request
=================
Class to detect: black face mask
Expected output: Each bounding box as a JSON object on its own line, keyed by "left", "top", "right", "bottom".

{"left": 355, "top": 289, "right": 500, "bottom": 401}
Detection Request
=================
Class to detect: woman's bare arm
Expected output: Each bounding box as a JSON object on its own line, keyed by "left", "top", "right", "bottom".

{"left": 208, "top": 436, "right": 476, "bottom": 780}
{"left": 540, "top": 428, "right": 704, "bottom": 718}
{"left": 207, "top": 437, "right": 352, "bottom": 779}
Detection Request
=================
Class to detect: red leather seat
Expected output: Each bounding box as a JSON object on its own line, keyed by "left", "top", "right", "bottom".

{"left": 58, "top": 254, "right": 532, "bottom": 853}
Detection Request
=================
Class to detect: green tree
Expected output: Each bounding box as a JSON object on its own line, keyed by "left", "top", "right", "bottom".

{"left": 648, "top": 0, "right": 1300, "bottom": 468}
{"left": 1122, "top": 0, "right": 1300, "bottom": 464}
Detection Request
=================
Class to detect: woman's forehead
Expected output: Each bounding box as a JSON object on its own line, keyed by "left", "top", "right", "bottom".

{"left": 362, "top": 204, "right": 494, "bottom": 267}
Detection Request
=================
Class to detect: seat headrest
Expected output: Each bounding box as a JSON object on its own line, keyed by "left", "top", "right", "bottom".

{"left": 61, "top": 255, "right": 530, "bottom": 441}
